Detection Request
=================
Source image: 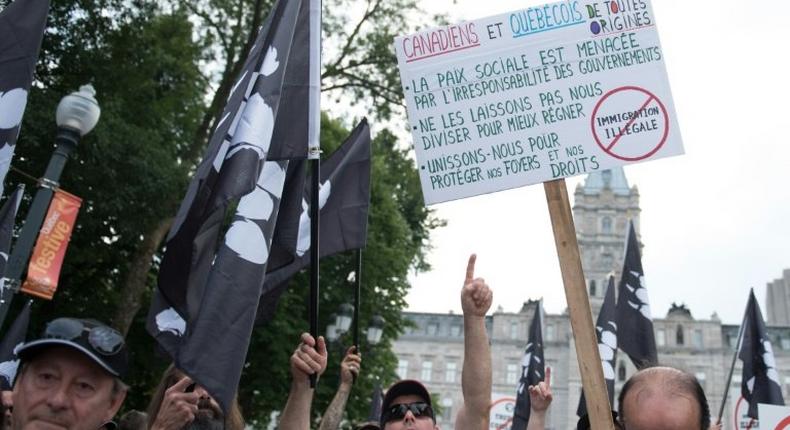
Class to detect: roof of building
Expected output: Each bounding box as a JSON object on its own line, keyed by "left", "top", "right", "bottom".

{"left": 581, "top": 167, "right": 631, "bottom": 196}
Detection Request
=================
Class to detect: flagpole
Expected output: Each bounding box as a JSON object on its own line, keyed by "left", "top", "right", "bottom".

{"left": 543, "top": 179, "right": 615, "bottom": 430}
{"left": 716, "top": 296, "right": 749, "bottom": 424}
{"left": 307, "top": 0, "right": 322, "bottom": 388}
{"left": 353, "top": 249, "right": 361, "bottom": 351}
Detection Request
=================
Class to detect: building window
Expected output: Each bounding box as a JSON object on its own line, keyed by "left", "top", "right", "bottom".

{"left": 510, "top": 322, "right": 519, "bottom": 340}
{"left": 656, "top": 329, "right": 666, "bottom": 347}
{"left": 693, "top": 330, "right": 704, "bottom": 349}
{"left": 602, "top": 217, "right": 613, "bottom": 234}
{"left": 445, "top": 362, "right": 457, "bottom": 383}
{"left": 506, "top": 364, "right": 519, "bottom": 384}
{"left": 546, "top": 325, "right": 556, "bottom": 341}
{"left": 618, "top": 362, "right": 627, "bottom": 382}
{"left": 397, "top": 360, "right": 409, "bottom": 379}
{"left": 421, "top": 361, "right": 433, "bottom": 381}
{"left": 589, "top": 280, "right": 597, "bottom": 297}
{"left": 427, "top": 323, "right": 439, "bottom": 336}
{"left": 441, "top": 398, "right": 453, "bottom": 421}
{"left": 781, "top": 338, "right": 790, "bottom": 351}
{"left": 676, "top": 325, "right": 684, "bottom": 345}
{"left": 450, "top": 325, "right": 461, "bottom": 337}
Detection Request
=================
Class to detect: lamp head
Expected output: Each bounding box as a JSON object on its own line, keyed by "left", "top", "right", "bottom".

{"left": 56, "top": 84, "right": 101, "bottom": 136}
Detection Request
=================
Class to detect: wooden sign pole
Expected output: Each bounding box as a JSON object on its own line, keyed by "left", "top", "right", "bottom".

{"left": 544, "top": 179, "right": 614, "bottom": 430}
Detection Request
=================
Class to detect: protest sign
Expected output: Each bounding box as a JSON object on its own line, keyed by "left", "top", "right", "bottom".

{"left": 759, "top": 404, "right": 790, "bottom": 429}
{"left": 489, "top": 395, "right": 515, "bottom": 430}
{"left": 395, "top": 0, "right": 682, "bottom": 205}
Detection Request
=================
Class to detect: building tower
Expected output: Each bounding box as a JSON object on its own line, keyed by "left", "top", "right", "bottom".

{"left": 573, "top": 168, "right": 641, "bottom": 312}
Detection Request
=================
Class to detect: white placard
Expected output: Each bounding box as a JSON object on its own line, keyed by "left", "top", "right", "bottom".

{"left": 759, "top": 403, "right": 790, "bottom": 429}
{"left": 395, "top": 0, "right": 683, "bottom": 205}
{"left": 489, "top": 395, "right": 516, "bottom": 430}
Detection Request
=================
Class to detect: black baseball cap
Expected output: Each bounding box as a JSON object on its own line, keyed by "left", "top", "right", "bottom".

{"left": 17, "top": 317, "right": 129, "bottom": 379}
{"left": 380, "top": 380, "right": 432, "bottom": 425}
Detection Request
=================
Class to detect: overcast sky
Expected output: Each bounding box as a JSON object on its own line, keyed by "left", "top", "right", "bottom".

{"left": 399, "top": 0, "right": 790, "bottom": 324}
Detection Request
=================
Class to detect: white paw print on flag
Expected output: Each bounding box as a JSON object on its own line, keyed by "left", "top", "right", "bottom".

{"left": 225, "top": 162, "right": 286, "bottom": 264}
{"left": 747, "top": 337, "right": 782, "bottom": 393}
{"left": 0, "top": 89, "right": 28, "bottom": 130}
{"left": 597, "top": 321, "right": 617, "bottom": 380}
{"left": 626, "top": 270, "right": 651, "bottom": 319}
{"left": 296, "top": 180, "right": 332, "bottom": 257}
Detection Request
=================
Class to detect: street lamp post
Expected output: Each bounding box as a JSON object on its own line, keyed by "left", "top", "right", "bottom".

{"left": 0, "top": 85, "right": 100, "bottom": 327}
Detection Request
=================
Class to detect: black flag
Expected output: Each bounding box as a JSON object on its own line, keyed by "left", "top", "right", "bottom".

{"left": 0, "top": 300, "right": 31, "bottom": 389}
{"left": 255, "top": 119, "right": 372, "bottom": 324}
{"left": 739, "top": 289, "right": 784, "bottom": 418}
{"left": 615, "top": 221, "right": 657, "bottom": 369}
{"left": 147, "top": 0, "right": 311, "bottom": 413}
{"left": 512, "top": 301, "right": 545, "bottom": 430}
{"left": 578, "top": 275, "right": 618, "bottom": 417}
{"left": 0, "top": 0, "right": 50, "bottom": 196}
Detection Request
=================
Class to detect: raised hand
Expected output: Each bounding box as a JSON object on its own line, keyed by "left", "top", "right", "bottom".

{"left": 461, "top": 254, "right": 493, "bottom": 317}
{"left": 528, "top": 367, "right": 553, "bottom": 413}
{"left": 339, "top": 346, "right": 362, "bottom": 386}
{"left": 150, "top": 376, "right": 199, "bottom": 430}
{"left": 290, "top": 332, "right": 328, "bottom": 380}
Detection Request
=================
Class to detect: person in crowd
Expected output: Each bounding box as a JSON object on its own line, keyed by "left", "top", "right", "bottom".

{"left": 617, "top": 366, "right": 710, "bottom": 430}
{"left": 11, "top": 317, "right": 129, "bottom": 430}
{"left": 278, "top": 333, "right": 328, "bottom": 430}
{"left": 576, "top": 411, "right": 622, "bottom": 430}
{"left": 118, "top": 410, "right": 147, "bottom": 430}
{"left": 526, "top": 367, "right": 553, "bottom": 430}
{"left": 146, "top": 364, "right": 244, "bottom": 430}
{"left": 317, "top": 346, "right": 362, "bottom": 430}
{"left": 2, "top": 390, "right": 13, "bottom": 430}
{"left": 379, "top": 254, "right": 492, "bottom": 430}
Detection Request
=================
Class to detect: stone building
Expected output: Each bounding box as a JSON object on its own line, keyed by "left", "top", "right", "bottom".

{"left": 392, "top": 169, "right": 790, "bottom": 429}
{"left": 767, "top": 269, "right": 790, "bottom": 326}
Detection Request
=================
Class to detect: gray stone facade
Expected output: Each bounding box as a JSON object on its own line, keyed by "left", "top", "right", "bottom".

{"left": 392, "top": 169, "right": 790, "bottom": 429}
{"left": 767, "top": 269, "right": 790, "bottom": 326}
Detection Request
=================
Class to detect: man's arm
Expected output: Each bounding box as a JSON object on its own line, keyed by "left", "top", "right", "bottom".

{"left": 317, "top": 347, "right": 361, "bottom": 430}
{"left": 278, "top": 333, "right": 328, "bottom": 430}
{"left": 455, "top": 254, "right": 493, "bottom": 430}
{"left": 149, "top": 376, "right": 200, "bottom": 430}
{"left": 526, "top": 367, "right": 553, "bottom": 430}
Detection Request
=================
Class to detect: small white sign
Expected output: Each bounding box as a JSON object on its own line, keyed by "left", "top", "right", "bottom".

{"left": 395, "top": 0, "right": 683, "bottom": 205}
{"left": 489, "top": 395, "right": 516, "bottom": 430}
{"left": 759, "top": 403, "right": 790, "bottom": 429}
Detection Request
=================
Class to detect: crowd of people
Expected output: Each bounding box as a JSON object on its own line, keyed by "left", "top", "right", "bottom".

{"left": 0, "top": 254, "right": 725, "bottom": 430}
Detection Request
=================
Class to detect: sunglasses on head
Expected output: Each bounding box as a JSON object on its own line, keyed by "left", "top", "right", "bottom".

{"left": 44, "top": 318, "right": 125, "bottom": 355}
{"left": 382, "top": 402, "right": 434, "bottom": 423}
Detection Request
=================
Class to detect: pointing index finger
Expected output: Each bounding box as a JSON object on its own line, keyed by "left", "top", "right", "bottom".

{"left": 465, "top": 254, "right": 477, "bottom": 283}
{"left": 545, "top": 366, "right": 551, "bottom": 385}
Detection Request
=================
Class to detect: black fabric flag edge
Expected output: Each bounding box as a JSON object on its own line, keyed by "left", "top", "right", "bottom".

{"left": 0, "top": 300, "right": 31, "bottom": 390}
{"left": 577, "top": 275, "right": 618, "bottom": 417}
{"left": 615, "top": 220, "right": 657, "bottom": 369}
{"left": 512, "top": 301, "right": 545, "bottom": 430}
{"left": 739, "top": 288, "right": 785, "bottom": 419}
{"left": 254, "top": 118, "right": 372, "bottom": 325}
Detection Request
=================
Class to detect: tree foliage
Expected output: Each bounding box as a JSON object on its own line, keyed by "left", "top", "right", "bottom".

{"left": 1, "top": 0, "right": 442, "bottom": 426}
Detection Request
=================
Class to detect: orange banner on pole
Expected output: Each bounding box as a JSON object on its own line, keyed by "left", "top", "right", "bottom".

{"left": 21, "top": 190, "right": 82, "bottom": 300}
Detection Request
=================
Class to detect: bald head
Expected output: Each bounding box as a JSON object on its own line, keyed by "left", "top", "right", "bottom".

{"left": 618, "top": 367, "right": 710, "bottom": 430}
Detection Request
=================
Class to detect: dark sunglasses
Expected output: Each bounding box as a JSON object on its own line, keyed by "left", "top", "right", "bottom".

{"left": 44, "top": 318, "right": 125, "bottom": 355}
{"left": 382, "top": 402, "right": 434, "bottom": 423}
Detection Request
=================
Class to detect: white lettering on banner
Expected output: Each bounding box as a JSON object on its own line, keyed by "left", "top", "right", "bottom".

{"left": 394, "top": 0, "right": 683, "bottom": 205}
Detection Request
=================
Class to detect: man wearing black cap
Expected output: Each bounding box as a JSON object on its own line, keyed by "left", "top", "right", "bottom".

{"left": 12, "top": 317, "right": 129, "bottom": 430}
{"left": 379, "top": 254, "right": 493, "bottom": 430}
